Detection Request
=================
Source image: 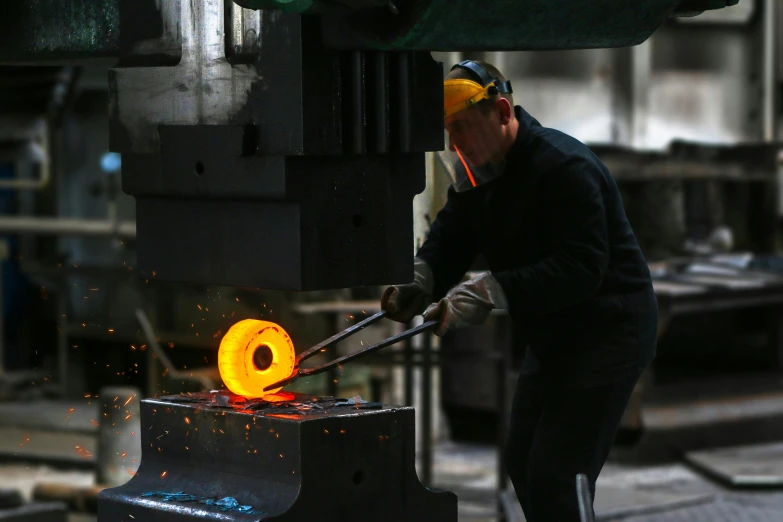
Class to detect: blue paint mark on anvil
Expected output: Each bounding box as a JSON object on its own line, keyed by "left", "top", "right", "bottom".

{"left": 143, "top": 491, "right": 267, "bottom": 515}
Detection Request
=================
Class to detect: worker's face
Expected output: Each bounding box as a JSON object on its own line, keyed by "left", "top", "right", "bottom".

{"left": 445, "top": 103, "right": 504, "bottom": 166}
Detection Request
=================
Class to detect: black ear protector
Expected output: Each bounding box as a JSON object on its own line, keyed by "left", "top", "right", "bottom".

{"left": 451, "top": 60, "right": 513, "bottom": 96}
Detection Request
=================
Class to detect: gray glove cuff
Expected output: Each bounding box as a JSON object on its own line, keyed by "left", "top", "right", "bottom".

{"left": 413, "top": 257, "right": 435, "bottom": 294}
{"left": 444, "top": 271, "right": 508, "bottom": 311}
{"left": 483, "top": 273, "right": 509, "bottom": 311}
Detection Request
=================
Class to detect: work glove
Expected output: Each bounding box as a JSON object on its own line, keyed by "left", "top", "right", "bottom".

{"left": 381, "top": 257, "right": 435, "bottom": 323}
{"left": 423, "top": 272, "right": 508, "bottom": 337}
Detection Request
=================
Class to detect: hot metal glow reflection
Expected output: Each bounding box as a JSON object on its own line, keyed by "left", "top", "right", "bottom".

{"left": 218, "top": 320, "right": 296, "bottom": 398}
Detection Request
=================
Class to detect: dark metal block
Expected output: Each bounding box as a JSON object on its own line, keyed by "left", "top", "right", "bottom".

{"left": 129, "top": 134, "right": 422, "bottom": 289}
{"left": 98, "top": 392, "right": 457, "bottom": 521}
{"left": 109, "top": 11, "right": 441, "bottom": 290}
{"left": 320, "top": 0, "right": 686, "bottom": 51}
{"left": 0, "top": 503, "right": 67, "bottom": 522}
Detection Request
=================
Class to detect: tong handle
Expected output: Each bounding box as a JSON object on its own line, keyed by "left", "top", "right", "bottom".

{"left": 298, "top": 319, "right": 438, "bottom": 377}
{"left": 296, "top": 310, "right": 388, "bottom": 366}
{"left": 263, "top": 317, "right": 437, "bottom": 391}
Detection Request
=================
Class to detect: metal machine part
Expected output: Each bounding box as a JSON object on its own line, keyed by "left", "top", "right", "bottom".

{"left": 241, "top": 0, "right": 740, "bottom": 50}
{"left": 97, "top": 391, "right": 457, "bottom": 521}
{"left": 0, "top": 0, "right": 741, "bottom": 290}
{"left": 112, "top": 5, "right": 442, "bottom": 290}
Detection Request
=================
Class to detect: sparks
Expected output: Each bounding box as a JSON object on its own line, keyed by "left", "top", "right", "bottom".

{"left": 184, "top": 417, "right": 191, "bottom": 425}
{"left": 160, "top": 471, "right": 168, "bottom": 478}
{"left": 124, "top": 396, "right": 133, "bottom": 407}
{"left": 75, "top": 445, "right": 92, "bottom": 458}
{"left": 120, "top": 452, "right": 127, "bottom": 458}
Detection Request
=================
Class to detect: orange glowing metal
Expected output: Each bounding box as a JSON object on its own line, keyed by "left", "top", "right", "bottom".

{"left": 264, "top": 392, "right": 295, "bottom": 403}
{"left": 218, "top": 319, "right": 296, "bottom": 398}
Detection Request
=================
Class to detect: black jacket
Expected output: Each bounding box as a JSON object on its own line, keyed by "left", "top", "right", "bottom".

{"left": 417, "top": 106, "right": 657, "bottom": 385}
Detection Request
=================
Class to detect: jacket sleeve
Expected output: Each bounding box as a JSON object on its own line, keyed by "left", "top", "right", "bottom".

{"left": 493, "top": 159, "right": 609, "bottom": 315}
{"left": 416, "top": 187, "right": 479, "bottom": 300}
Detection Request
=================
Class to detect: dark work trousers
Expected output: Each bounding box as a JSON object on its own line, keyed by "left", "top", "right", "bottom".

{"left": 504, "top": 369, "right": 642, "bottom": 522}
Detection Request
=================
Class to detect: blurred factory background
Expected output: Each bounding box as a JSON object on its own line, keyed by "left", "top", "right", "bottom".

{"left": 3, "top": 0, "right": 783, "bottom": 521}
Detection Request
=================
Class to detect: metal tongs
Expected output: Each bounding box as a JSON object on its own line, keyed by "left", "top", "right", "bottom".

{"left": 263, "top": 311, "right": 437, "bottom": 391}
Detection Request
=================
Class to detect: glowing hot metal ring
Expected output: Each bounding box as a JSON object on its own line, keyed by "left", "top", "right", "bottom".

{"left": 218, "top": 319, "right": 296, "bottom": 397}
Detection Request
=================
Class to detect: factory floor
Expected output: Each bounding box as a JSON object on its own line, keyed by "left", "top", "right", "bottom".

{"left": 4, "top": 444, "right": 783, "bottom": 522}
{"left": 4, "top": 401, "right": 783, "bottom": 521}
{"left": 433, "top": 441, "right": 783, "bottom": 521}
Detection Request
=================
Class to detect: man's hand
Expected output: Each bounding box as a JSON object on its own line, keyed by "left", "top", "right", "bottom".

{"left": 423, "top": 272, "right": 508, "bottom": 337}
{"left": 381, "top": 258, "right": 435, "bottom": 323}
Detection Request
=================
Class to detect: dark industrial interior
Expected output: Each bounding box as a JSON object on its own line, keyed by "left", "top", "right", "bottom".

{"left": 3, "top": 1, "right": 783, "bottom": 521}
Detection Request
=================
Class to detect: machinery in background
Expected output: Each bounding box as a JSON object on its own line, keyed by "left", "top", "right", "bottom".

{"left": 0, "top": 0, "right": 739, "bottom": 291}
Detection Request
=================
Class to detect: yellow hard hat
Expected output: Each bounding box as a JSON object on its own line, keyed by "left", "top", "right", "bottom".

{"left": 443, "top": 79, "right": 494, "bottom": 119}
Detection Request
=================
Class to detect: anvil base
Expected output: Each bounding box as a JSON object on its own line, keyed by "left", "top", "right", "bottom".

{"left": 97, "top": 392, "right": 457, "bottom": 521}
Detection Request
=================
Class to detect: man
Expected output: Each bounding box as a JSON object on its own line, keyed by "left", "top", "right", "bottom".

{"left": 381, "top": 60, "right": 658, "bottom": 521}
